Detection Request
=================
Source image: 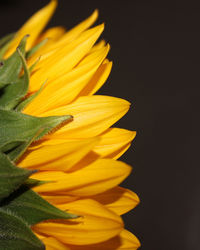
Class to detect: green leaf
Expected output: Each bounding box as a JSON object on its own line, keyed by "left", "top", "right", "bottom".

{"left": 0, "top": 46, "right": 30, "bottom": 110}
{"left": 0, "top": 109, "right": 72, "bottom": 152}
{"left": 1, "top": 185, "right": 78, "bottom": 226}
{"left": 0, "top": 35, "right": 27, "bottom": 89}
{"left": 0, "top": 209, "right": 44, "bottom": 250}
{"left": 26, "top": 38, "right": 48, "bottom": 59}
{"left": 0, "top": 152, "right": 34, "bottom": 201}
{"left": 0, "top": 33, "right": 15, "bottom": 59}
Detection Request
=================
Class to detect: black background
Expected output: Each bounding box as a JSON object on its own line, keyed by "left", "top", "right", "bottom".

{"left": 0, "top": 1, "right": 199, "bottom": 249}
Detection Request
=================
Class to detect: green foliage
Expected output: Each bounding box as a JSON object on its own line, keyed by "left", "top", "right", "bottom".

{"left": 0, "top": 209, "right": 45, "bottom": 250}
{"left": 0, "top": 152, "right": 34, "bottom": 201}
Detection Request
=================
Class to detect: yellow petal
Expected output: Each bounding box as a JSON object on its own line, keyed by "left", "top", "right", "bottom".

{"left": 66, "top": 229, "right": 140, "bottom": 249}
{"left": 28, "top": 10, "right": 99, "bottom": 66}
{"left": 28, "top": 26, "right": 66, "bottom": 61}
{"left": 79, "top": 60, "right": 112, "bottom": 96}
{"left": 37, "top": 26, "right": 66, "bottom": 42}
{"left": 32, "top": 199, "right": 123, "bottom": 245}
{"left": 42, "top": 186, "right": 139, "bottom": 215}
{"left": 5, "top": 0, "right": 57, "bottom": 57}
{"left": 24, "top": 45, "right": 110, "bottom": 115}
{"left": 33, "top": 159, "right": 131, "bottom": 195}
{"left": 42, "top": 237, "right": 70, "bottom": 250}
{"left": 38, "top": 96, "right": 130, "bottom": 139}
{"left": 90, "top": 40, "right": 106, "bottom": 53}
{"left": 29, "top": 24, "right": 104, "bottom": 92}
{"left": 45, "top": 9, "right": 99, "bottom": 52}
{"left": 41, "top": 194, "right": 78, "bottom": 205}
{"left": 94, "top": 128, "right": 136, "bottom": 159}
{"left": 92, "top": 186, "right": 140, "bottom": 215}
{"left": 18, "top": 137, "right": 99, "bottom": 171}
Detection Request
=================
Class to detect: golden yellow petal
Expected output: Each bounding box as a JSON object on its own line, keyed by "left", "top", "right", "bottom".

{"left": 36, "top": 26, "right": 66, "bottom": 44}
{"left": 66, "top": 229, "right": 140, "bottom": 249}
{"left": 32, "top": 199, "right": 123, "bottom": 245}
{"left": 46, "top": 9, "right": 99, "bottom": 52}
{"left": 28, "top": 26, "right": 66, "bottom": 61}
{"left": 92, "top": 186, "right": 140, "bottom": 215}
{"left": 41, "top": 194, "right": 78, "bottom": 205}
{"left": 42, "top": 186, "right": 139, "bottom": 215}
{"left": 24, "top": 45, "right": 110, "bottom": 115}
{"left": 33, "top": 159, "right": 131, "bottom": 195}
{"left": 94, "top": 128, "right": 136, "bottom": 159}
{"left": 42, "top": 236, "right": 70, "bottom": 250}
{"left": 89, "top": 40, "right": 106, "bottom": 53}
{"left": 37, "top": 96, "right": 130, "bottom": 139}
{"left": 79, "top": 60, "right": 112, "bottom": 96}
{"left": 5, "top": 0, "right": 57, "bottom": 58}
{"left": 29, "top": 24, "right": 104, "bottom": 92}
{"left": 18, "top": 137, "right": 99, "bottom": 171}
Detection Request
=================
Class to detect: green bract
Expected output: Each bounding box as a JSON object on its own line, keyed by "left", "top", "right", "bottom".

{"left": 0, "top": 35, "right": 76, "bottom": 249}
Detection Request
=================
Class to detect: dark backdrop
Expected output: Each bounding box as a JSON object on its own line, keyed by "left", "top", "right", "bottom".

{"left": 0, "top": 1, "right": 199, "bottom": 249}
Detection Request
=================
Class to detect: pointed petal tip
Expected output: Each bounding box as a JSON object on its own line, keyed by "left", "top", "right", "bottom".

{"left": 93, "top": 9, "right": 99, "bottom": 18}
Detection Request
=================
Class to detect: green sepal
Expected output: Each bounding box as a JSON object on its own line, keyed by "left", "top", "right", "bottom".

{"left": 0, "top": 152, "right": 35, "bottom": 201}
{"left": 7, "top": 129, "right": 43, "bottom": 162}
{"left": 26, "top": 38, "right": 48, "bottom": 59}
{"left": 0, "top": 209, "right": 45, "bottom": 250}
{"left": 0, "top": 35, "right": 27, "bottom": 89}
{"left": 29, "top": 56, "right": 41, "bottom": 73}
{"left": 25, "top": 178, "right": 51, "bottom": 187}
{"left": 1, "top": 185, "right": 78, "bottom": 226}
{"left": 0, "top": 46, "right": 29, "bottom": 110}
{"left": 0, "top": 109, "right": 72, "bottom": 152}
{"left": 15, "top": 81, "right": 46, "bottom": 112}
{"left": 0, "top": 33, "right": 15, "bottom": 59}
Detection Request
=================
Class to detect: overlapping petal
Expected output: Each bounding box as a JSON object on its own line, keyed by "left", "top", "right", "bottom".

{"left": 33, "top": 159, "right": 131, "bottom": 196}
{"left": 94, "top": 128, "right": 136, "bottom": 159}
{"left": 37, "top": 96, "right": 130, "bottom": 139}
{"left": 18, "top": 137, "right": 99, "bottom": 171}
{"left": 33, "top": 199, "right": 123, "bottom": 245}
{"left": 24, "top": 45, "right": 110, "bottom": 114}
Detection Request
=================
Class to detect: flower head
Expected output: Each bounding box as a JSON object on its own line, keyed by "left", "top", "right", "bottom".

{"left": 0, "top": 0, "right": 140, "bottom": 249}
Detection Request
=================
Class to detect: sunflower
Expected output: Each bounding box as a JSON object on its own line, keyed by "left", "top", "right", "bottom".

{"left": 0, "top": 0, "right": 140, "bottom": 249}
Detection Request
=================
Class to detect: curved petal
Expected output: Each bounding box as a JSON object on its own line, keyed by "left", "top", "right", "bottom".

{"left": 39, "top": 96, "right": 130, "bottom": 139}
{"left": 29, "top": 24, "right": 104, "bottom": 92}
{"left": 56, "top": 9, "right": 99, "bottom": 45}
{"left": 94, "top": 128, "right": 136, "bottom": 159}
{"left": 92, "top": 186, "right": 140, "bottom": 215}
{"left": 33, "top": 159, "right": 132, "bottom": 195}
{"left": 42, "top": 186, "right": 139, "bottom": 216}
{"left": 44, "top": 9, "right": 99, "bottom": 53}
{"left": 18, "top": 137, "right": 99, "bottom": 171}
{"left": 42, "top": 237, "right": 70, "bottom": 250}
{"left": 5, "top": 0, "right": 57, "bottom": 57}
{"left": 79, "top": 59, "right": 112, "bottom": 96}
{"left": 32, "top": 199, "right": 123, "bottom": 245}
{"left": 25, "top": 45, "right": 110, "bottom": 115}
{"left": 66, "top": 229, "right": 140, "bottom": 250}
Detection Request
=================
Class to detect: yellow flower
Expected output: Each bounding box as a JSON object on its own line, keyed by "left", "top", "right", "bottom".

{"left": 6, "top": 0, "right": 140, "bottom": 249}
